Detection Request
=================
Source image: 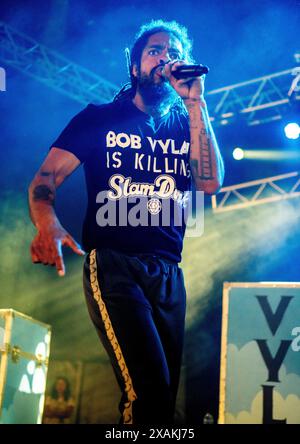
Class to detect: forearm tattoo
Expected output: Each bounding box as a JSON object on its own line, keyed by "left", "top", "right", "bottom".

{"left": 188, "top": 105, "right": 214, "bottom": 181}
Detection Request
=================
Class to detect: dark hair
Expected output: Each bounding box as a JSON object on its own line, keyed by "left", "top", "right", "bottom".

{"left": 51, "top": 376, "right": 71, "bottom": 401}
{"left": 114, "top": 19, "right": 194, "bottom": 103}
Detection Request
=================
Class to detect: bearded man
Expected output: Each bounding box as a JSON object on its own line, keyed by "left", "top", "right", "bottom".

{"left": 28, "top": 20, "right": 224, "bottom": 425}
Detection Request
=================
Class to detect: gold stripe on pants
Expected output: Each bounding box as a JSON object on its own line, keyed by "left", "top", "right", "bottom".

{"left": 89, "top": 249, "right": 137, "bottom": 424}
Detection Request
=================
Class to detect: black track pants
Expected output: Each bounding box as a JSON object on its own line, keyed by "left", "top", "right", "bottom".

{"left": 83, "top": 248, "right": 186, "bottom": 425}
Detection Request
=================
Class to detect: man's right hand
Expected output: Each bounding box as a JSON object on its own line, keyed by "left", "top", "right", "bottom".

{"left": 30, "top": 223, "right": 85, "bottom": 277}
{"left": 28, "top": 147, "right": 84, "bottom": 277}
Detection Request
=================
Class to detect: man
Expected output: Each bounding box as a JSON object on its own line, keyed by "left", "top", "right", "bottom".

{"left": 28, "top": 20, "right": 224, "bottom": 424}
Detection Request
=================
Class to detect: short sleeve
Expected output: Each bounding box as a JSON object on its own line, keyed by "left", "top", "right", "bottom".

{"left": 50, "top": 103, "right": 102, "bottom": 163}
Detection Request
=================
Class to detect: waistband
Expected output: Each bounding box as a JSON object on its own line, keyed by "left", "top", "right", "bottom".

{"left": 88, "top": 247, "right": 179, "bottom": 267}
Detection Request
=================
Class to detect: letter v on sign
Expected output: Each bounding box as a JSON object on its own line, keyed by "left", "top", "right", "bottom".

{"left": 256, "top": 295, "right": 293, "bottom": 336}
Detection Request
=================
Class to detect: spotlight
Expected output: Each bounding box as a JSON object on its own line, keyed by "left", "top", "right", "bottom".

{"left": 233, "top": 147, "right": 244, "bottom": 160}
{"left": 284, "top": 122, "right": 300, "bottom": 140}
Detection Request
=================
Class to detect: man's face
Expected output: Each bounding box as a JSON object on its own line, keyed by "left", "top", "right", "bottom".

{"left": 133, "top": 32, "right": 184, "bottom": 107}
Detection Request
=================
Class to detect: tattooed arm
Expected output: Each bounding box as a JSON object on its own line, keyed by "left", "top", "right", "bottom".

{"left": 185, "top": 98, "right": 224, "bottom": 194}
{"left": 28, "top": 147, "right": 85, "bottom": 276}
{"left": 163, "top": 60, "right": 224, "bottom": 194}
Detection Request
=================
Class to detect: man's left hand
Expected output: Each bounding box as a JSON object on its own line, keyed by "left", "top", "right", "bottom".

{"left": 162, "top": 60, "right": 205, "bottom": 102}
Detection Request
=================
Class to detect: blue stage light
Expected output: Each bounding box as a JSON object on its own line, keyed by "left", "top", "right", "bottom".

{"left": 232, "top": 147, "right": 244, "bottom": 160}
{"left": 284, "top": 122, "right": 300, "bottom": 140}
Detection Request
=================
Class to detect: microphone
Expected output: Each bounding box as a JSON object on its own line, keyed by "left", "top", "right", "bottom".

{"left": 171, "top": 64, "right": 209, "bottom": 80}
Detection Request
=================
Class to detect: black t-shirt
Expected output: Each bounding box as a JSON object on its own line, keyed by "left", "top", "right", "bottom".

{"left": 51, "top": 98, "right": 192, "bottom": 263}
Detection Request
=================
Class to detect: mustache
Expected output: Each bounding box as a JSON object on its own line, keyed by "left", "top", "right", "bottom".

{"left": 150, "top": 62, "right": 167, "bottom": 78}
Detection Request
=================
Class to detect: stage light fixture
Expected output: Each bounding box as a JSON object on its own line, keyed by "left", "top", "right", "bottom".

{"left": 284, "top": 122, "right": 300, "bottom": 140}
{"left": 233, "top": 147, "right": 244, "bottom": 160}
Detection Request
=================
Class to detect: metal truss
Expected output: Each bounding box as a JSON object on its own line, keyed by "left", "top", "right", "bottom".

{"left": 0, "top": 21, "right": 118, "bottom": 105}
{"left": 207, "top": 68, "right": 300, "bottom": 127}
{"left": 0, "top": 20, "right": 299, "bottom": 124}
{"left": 211, "top": 171, "right": 300, "bottom": 213}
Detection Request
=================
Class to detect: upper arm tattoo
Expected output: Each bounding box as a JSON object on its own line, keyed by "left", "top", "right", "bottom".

{"left": 33, "top": 185, "right": 55, "bottom": 202}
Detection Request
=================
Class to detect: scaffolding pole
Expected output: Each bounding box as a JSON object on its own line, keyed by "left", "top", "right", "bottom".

{"left": 211, "top": 172, "right": 300, "bottom": 213}
{"left": 0, "top": 21, "right": 118, "bottom": 105}
{"left": 207, "top": 68, "right": 300, "bottom": 127}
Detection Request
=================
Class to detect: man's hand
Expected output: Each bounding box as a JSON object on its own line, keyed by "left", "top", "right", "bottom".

{"left": 162, "top": 60, "right": 205, "bottom": 101}
{"left": 30, "top": 222, "right": 85, "bottom": 277}
{"left": 163, "top": 61, "right": 224, "bottom": 195}
{"left": 28, "top": 147, "right": 83, "bottom": 277}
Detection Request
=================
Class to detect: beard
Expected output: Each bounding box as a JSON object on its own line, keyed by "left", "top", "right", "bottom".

{"left": 136, "top": 67, "right": 178, "bottom": 110}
